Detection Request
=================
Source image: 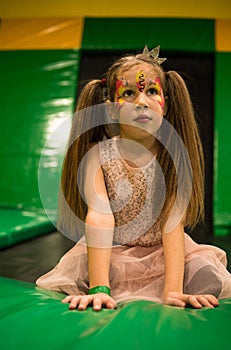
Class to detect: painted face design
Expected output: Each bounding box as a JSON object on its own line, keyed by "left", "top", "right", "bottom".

{"left": 150, "top": 77, "right": 165, "bottom": 108}
{"left": 136, "top": 70, "right": 146, "bottom": 92}
{"left": 115, "top": 78, "right": 128, "bottom": 109}
{"left": 136, "top": 70, "right": 164, "bottom": 108}
{"left": 115, "top": 72, "right": 165, "bottom": 109}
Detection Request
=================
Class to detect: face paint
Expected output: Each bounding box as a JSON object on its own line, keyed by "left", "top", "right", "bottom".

{"left": 136, "top": 70, "right": 146, "bottom": 92}
{"left": 115, "top": 74, "right": 165, "bottom": 110}
{"left": 151, "top": 77, "right": 165, "bottom": 108}
{"left": 115, "top": 79, "right": 127, "bottom": 110}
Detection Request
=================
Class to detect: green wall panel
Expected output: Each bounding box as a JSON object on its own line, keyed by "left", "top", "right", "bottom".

{"left": 0, "top": 50, "right": 80, "bottom": 210}
{"left": 214, "top": 52, "right": 231, "bottom": 235}
{"left": 82, "top": 18, "right": 214, "bottom": 52}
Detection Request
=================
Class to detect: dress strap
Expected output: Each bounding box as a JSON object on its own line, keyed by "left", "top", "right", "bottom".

{"left": 98, "top": 137, "right": 121, "bottom": 165}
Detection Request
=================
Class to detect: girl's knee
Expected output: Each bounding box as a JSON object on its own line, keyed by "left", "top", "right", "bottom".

{"left": 184, "top": 258, "right": 222, "bottom": 297}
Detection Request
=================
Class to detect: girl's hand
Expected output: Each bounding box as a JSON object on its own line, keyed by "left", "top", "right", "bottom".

{"left": 62, "top": 293, "right": 117, "bottom": 311}
{"left": 163, "top": 292, "right": 219, "bottom": 309}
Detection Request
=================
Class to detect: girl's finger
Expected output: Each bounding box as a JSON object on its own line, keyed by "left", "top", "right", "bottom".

{"left": 165, "top": 297, "right": 186, "bottom": 308}
{"left": 204, "top": 294, "right": 219, "bottom": 306}
{"left": 105, "top": 298, "right": 117, "bottom": 309}
{"left": 69, "top": 296, "right": 82, "bottom": 309}
{"left": 62, "top": 295, "right": 75, "bottom": 303}
{"left": 92, "top": 296, "right": 103, "bottom": 311}
{"left": 196, "top": 296, "right": 214, "bottom": 308}
{"left": 186, "top": 295, "right": 202, "bottom": 309}
{"left": 77, "top": 296, "right": 92, "bottom": 310}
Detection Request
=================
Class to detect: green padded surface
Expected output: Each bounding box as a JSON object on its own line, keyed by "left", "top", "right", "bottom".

{"left": 0, "top": 276, "right": 230, "bottom": 350}
{"left": 0, "top": 209, "right": 55, "bottom": 248}
{"left": 82, "top": 18, "right": 214, "bottom": 52}
{"left": 0, "top": 50, "right": 79, "bottom": 247}
{"left": 214, "top": 52, "right": 231, "bottom": 235}
{"left": 0, "top": 50, "right": 79, "bottom": 210}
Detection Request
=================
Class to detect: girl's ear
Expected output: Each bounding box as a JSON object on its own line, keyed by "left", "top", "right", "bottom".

{"left": 106, "top": 100, "right": 118, "bottom": 121}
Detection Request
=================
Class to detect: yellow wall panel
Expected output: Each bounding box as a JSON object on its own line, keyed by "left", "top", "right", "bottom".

{"left": 216, "top": 19, "right": 231, "bottom": 51}
{"left": 0, "top": 0, "right": 231, "bottom": 19}
{"left": 0, "top": 18, "right": 84, "bottom": 49}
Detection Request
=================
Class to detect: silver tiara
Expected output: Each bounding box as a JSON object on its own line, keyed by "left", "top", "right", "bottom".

{"left": 142, "top": 45, "right": 167, "bottom": 65}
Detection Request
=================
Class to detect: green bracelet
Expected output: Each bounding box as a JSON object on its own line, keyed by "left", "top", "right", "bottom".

{"left": 88, "top": 286, "right": 111, "bottom": 296}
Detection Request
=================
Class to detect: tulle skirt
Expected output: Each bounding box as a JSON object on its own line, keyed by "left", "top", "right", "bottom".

{"left": 36, "top": 233, "right": 231, "bottom": 303}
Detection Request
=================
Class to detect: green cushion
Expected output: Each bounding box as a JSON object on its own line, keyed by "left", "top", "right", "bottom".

{"left": 0, "top": 276, "right": 230, "bottom": 350}
{"left": 0, "top": 50, "right": 79, "bottom": 210}
{"left": 214, "top": 52, "right": 231, "bottom": 234}
{"left": 0, "top": 50, "right": 79, "bottom": 247}
{"left": 0, "top": 209, "right": 55, "bottom": 248}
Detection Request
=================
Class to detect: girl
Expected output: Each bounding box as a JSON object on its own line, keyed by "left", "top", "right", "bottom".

{"left": 36, "top": 46, "right": 231, "bottom": 310}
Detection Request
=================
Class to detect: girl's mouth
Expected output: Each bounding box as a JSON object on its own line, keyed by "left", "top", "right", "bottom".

{"left": 133, "top": 114, "right": 152, "bottom": 123}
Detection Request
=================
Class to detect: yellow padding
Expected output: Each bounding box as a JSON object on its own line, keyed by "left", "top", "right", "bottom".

{"left": 216, "top": 19, "right": 231, "bottom": 52}
{"left": 0, "top": 18, "right": 84, "bottom": 50}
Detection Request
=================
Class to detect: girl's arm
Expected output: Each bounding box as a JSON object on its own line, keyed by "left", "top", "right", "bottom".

{"left": 62, "top": 144, "right": 117, "bottom": 311}
{"left": 86, "top": 208, "right": 114, "bottom": 290}
{"left": 162, "top": 222, "right": 185, "bottom": 302}
{"left": 162, "top": 223, "right": 218, "bottom": 308}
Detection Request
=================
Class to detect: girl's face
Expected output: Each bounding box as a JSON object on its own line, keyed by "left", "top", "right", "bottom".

{"left": 114, "top": 63, "right": 164, "bottom": 141}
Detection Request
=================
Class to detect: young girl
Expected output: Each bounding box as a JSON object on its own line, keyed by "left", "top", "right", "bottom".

{"left": 36, "top": 46, "right": 231, "bottom": 310}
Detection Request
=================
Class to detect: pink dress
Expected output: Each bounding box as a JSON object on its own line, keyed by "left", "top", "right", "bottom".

{"left": 36, "top": 137, "right": 231, "bottom": 302}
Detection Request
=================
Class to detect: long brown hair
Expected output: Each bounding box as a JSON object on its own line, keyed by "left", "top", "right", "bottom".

{"left": 58, "top": 50, "right": 204, "bottom": 238}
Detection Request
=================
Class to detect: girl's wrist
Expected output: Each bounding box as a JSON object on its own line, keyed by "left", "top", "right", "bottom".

{"left": 88, "top": 285, "right": 111, "bottom": 296}
{"left": 164, "top": 287, "right": 183, "bottom": 297}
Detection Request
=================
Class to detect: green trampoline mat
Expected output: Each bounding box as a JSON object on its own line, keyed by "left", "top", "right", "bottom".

{"left": 0, "top": 276, "right": 230, "bottom": 350}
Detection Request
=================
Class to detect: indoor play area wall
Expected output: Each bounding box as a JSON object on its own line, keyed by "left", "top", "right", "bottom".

{"left": 0, "top": 1, "right": 231, "bottom": 249}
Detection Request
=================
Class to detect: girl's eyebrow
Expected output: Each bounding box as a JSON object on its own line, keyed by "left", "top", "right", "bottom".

{"left": 124, "top": 83, "right": 137, "bottom": 88}
{"left": 117, "top": 78, "right": 159, "bottom": 89}
{"left": 126, "top": 81, "right": 156, "bottom": 88}
{"left": 146, "top": 79, "right": 159, "bottom": 86}
{"left": 121, "top": 84, "right": 138, "bottom": 91}
{"left": 117, "top": 79, "right": 136, "bottom": 88}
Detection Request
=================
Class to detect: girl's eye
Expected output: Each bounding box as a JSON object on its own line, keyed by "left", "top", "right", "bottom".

{"left": 148, "top": 87, "right": 158, "bottom": 95}
{"left": 123, "top": 89, "right": 135, "bottom": 97}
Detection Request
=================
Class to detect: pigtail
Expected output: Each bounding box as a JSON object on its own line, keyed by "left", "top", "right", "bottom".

{"left": 58, "top": 79, "right": 112, "bottom": 239}
{"left": 159, "top": 71, "right": 205, "bottom": 230}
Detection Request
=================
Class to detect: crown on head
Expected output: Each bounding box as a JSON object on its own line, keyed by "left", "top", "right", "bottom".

{"left": 142, "top": 45, "right": 167, "bottom": 65}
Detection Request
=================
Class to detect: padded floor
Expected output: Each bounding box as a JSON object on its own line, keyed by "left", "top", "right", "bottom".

{"left": 0, "top": 276, "right": 231, "bottom": 350}
{"left": 0, "top": 231, "right": 230, "bottom": 284}
{"left": 0, "top": 231, "right": 73, "bottom": 282}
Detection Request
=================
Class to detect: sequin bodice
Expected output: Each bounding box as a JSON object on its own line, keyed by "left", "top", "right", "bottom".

{"left": 99, "top": 138, "right": 162, "bottom": 247}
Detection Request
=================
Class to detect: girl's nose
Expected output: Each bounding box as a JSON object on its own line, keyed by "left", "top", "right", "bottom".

{"left": 134, "top": 93, "right": 149, "bottom": 109}
{"left": 135, "top": 104, "right": 148, "bottom": 112}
